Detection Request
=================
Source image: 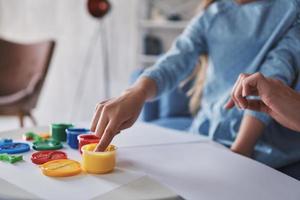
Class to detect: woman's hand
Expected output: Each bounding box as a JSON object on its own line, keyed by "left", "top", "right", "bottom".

{"left": 90, "top": 77, "right": 157, "bottom": 152}
{"left": 225, "top": 72, "right": 300, "bottom": 132}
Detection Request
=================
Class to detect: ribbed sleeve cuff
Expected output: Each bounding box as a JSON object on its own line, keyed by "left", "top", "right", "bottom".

{"left": 140, "top": 67, "right": 165, "bottom": 98}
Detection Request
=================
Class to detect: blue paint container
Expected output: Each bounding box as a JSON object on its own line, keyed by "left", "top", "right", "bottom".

{"left": 66, "top": 128, "right": 90, "bottom": 149}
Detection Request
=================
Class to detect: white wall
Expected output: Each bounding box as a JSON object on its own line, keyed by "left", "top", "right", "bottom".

{"left": 0, "top": 0, "right": 138, "bottom": 126}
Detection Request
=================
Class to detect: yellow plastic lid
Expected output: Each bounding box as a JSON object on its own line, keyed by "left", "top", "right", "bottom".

{"left": 40, "top": 159, "right": 81, "bottom": 177}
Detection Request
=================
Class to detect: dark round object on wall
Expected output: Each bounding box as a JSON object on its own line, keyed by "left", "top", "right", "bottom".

{"left": 168, "top": 13, "right": 182, "bottom": 21}
{"left": 87, "top": 0, "right": 111, "bottom": 19}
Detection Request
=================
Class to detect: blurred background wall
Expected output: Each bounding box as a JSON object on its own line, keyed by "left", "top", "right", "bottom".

{"left": 0, "top": 0, "right": 138, "bottom": 128}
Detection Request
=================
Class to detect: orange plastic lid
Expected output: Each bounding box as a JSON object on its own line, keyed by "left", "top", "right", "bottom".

{"left": 40, "top": 159, "right": 81, "bottom": 177}
{"left": 39, "top": 132, "right": 50, "bottom": 139}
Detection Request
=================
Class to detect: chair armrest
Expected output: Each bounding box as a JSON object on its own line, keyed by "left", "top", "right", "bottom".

{"left": 0, "top": 73, "right": 42, "bottom": 105}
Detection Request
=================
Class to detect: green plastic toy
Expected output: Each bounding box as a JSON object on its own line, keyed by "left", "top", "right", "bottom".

{"left": 33, "top": 139, "right": 63, "bottom": 151}
{"left": 23, "top": 132, "right": 44, "bottom": 142}
{"left": 0, "top": 154, "right": 23, "bottom": 164}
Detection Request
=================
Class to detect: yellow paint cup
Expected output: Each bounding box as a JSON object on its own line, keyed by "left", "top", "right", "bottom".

{"left": 81, "top": 143, "right": 116, "bottom": 174}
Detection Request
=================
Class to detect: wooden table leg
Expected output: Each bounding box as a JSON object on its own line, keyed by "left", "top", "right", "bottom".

{"left": 18, "top": 113, "right": 24, "bottom": 128}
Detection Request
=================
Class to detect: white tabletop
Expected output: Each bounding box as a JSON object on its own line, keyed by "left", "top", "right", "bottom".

{"left": 0, "top": 122, "right": 299, "bottom": 200}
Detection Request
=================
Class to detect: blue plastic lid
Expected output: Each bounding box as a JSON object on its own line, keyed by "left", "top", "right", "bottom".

{"left": 66, "top": 128, "right": 90, "bottom": 135}
{"left": 0, "top": 143, "right": 30, "bottom": 154}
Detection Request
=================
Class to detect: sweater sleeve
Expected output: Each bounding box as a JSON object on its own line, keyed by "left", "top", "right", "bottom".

{"left": 245, "top": 17, "right": 300, "bottom": 125}
{"left": 140, "top": 14, "right": 208, "bottom": 97}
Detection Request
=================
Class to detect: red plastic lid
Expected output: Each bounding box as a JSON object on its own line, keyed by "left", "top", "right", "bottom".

{"left": 31, "top": 151, "right": 67, "bottom": 165}
{"left": 78, "top": 134, "right": 100, "bottom": 142}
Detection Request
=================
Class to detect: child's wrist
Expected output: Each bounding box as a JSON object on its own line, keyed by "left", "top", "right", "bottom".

{"left": 124, "top": 86, "right": 147, "bottom": 101}
{"left": 129, "top": 77, "right": 157, "bottom": 100}
{"left": 123, "top": 80, "right": 150, "bottom": 103}
{"left": 230, "top": 144, "right": 253, "bottom": 157}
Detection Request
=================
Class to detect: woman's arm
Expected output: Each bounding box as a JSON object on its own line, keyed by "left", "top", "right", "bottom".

{"left": 231, "top": 115, "right": 265, "bottom": 157}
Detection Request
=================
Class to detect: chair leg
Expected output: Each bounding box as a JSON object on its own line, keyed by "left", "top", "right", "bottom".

{"left": 18, "top": 113, "right": 25, "bottom": 128}
{"left": 27, "top": 112, "right": 37, "bottom": 126}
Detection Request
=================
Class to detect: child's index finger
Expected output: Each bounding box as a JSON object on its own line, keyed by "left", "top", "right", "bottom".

{"left": 94, "top": 142, "right": 105, "bottom": 152}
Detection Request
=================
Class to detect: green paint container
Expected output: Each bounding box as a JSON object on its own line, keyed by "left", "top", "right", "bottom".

{"left": 51, "top": 123, "right": 73, "bottom": 142}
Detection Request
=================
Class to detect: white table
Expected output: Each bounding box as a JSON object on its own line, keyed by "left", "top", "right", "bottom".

{"left": 0, "top": 122, "right": 299, "bottom": 200}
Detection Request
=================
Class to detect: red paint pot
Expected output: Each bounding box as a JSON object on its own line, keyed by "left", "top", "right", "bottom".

{"left": 78, "top": 134, "right": 100, "bottom": 154}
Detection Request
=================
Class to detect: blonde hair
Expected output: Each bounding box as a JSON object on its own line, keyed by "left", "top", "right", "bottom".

{"left": 184, "top": 0, "right": 215, "bottom": 115}
{"left": 202, "top": 0, "right": 216, "bottom": 9}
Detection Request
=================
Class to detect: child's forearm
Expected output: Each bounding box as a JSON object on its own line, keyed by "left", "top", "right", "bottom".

{"left": 127, "top": 77, "right": 158, "bottom": 101}
{"left": 231, "top": 115, "right": 265, "bottom": 157}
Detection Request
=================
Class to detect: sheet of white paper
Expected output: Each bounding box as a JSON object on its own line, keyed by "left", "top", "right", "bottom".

{"left": 0, "top": 142, "right": 144, "bottom": 200}
{"left": 0, "top": 122, "right": 207, "bottom": 200}
{"left": 112, "top": 122, "right": 209, "bottom": 147}
{"left": 117, "top": 143, "right": 300, "bottom": 200}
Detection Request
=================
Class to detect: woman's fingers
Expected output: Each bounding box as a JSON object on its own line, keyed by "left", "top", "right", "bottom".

{"left": 234, "top": 74, "right": 249, "bottom": 109}
{"left": 226, "top": 75, "right": 242, "bottom": 110}
{"left": 230, "top": 74, "right": 243, "bottom": 109}
{"left": 224, "top": 99, "right": 235, "bottom": 109}
{"left": 242, "top": 72, "right": 263, "bottom": 97}
{"left": 226, "top": 73, "right": 266, "bottom": 110}
{"left": 226, "top": 72, "right": 270, "bottom": 111}
{"left": 246, "top": 99, "right": 269, "bottom": 113}
{"left": 230, "top": 74, "right": 250, "bottom": 109}
{"left": 95, "top": 120, "right": 119, "bottom": 152}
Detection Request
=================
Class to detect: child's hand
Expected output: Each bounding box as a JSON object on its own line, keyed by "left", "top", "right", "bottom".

{"left": 90, "top": 88, "right": 146, "bottom": 152}
{"left": 90, "top": 77, "right": 157, "bottom": 152}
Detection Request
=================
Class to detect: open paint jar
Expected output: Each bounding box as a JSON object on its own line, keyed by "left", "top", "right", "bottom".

{"left": 66, "top": 128, "right": 90, "bottom": 149}
{"left": 51, "top": 124, "right": 74, "bottom": 142}
{"left": 81, "top": 143, "right": 116, "bottom": 174}
{"left": 78, "top": 134, "right": 100, "bottom": 154}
